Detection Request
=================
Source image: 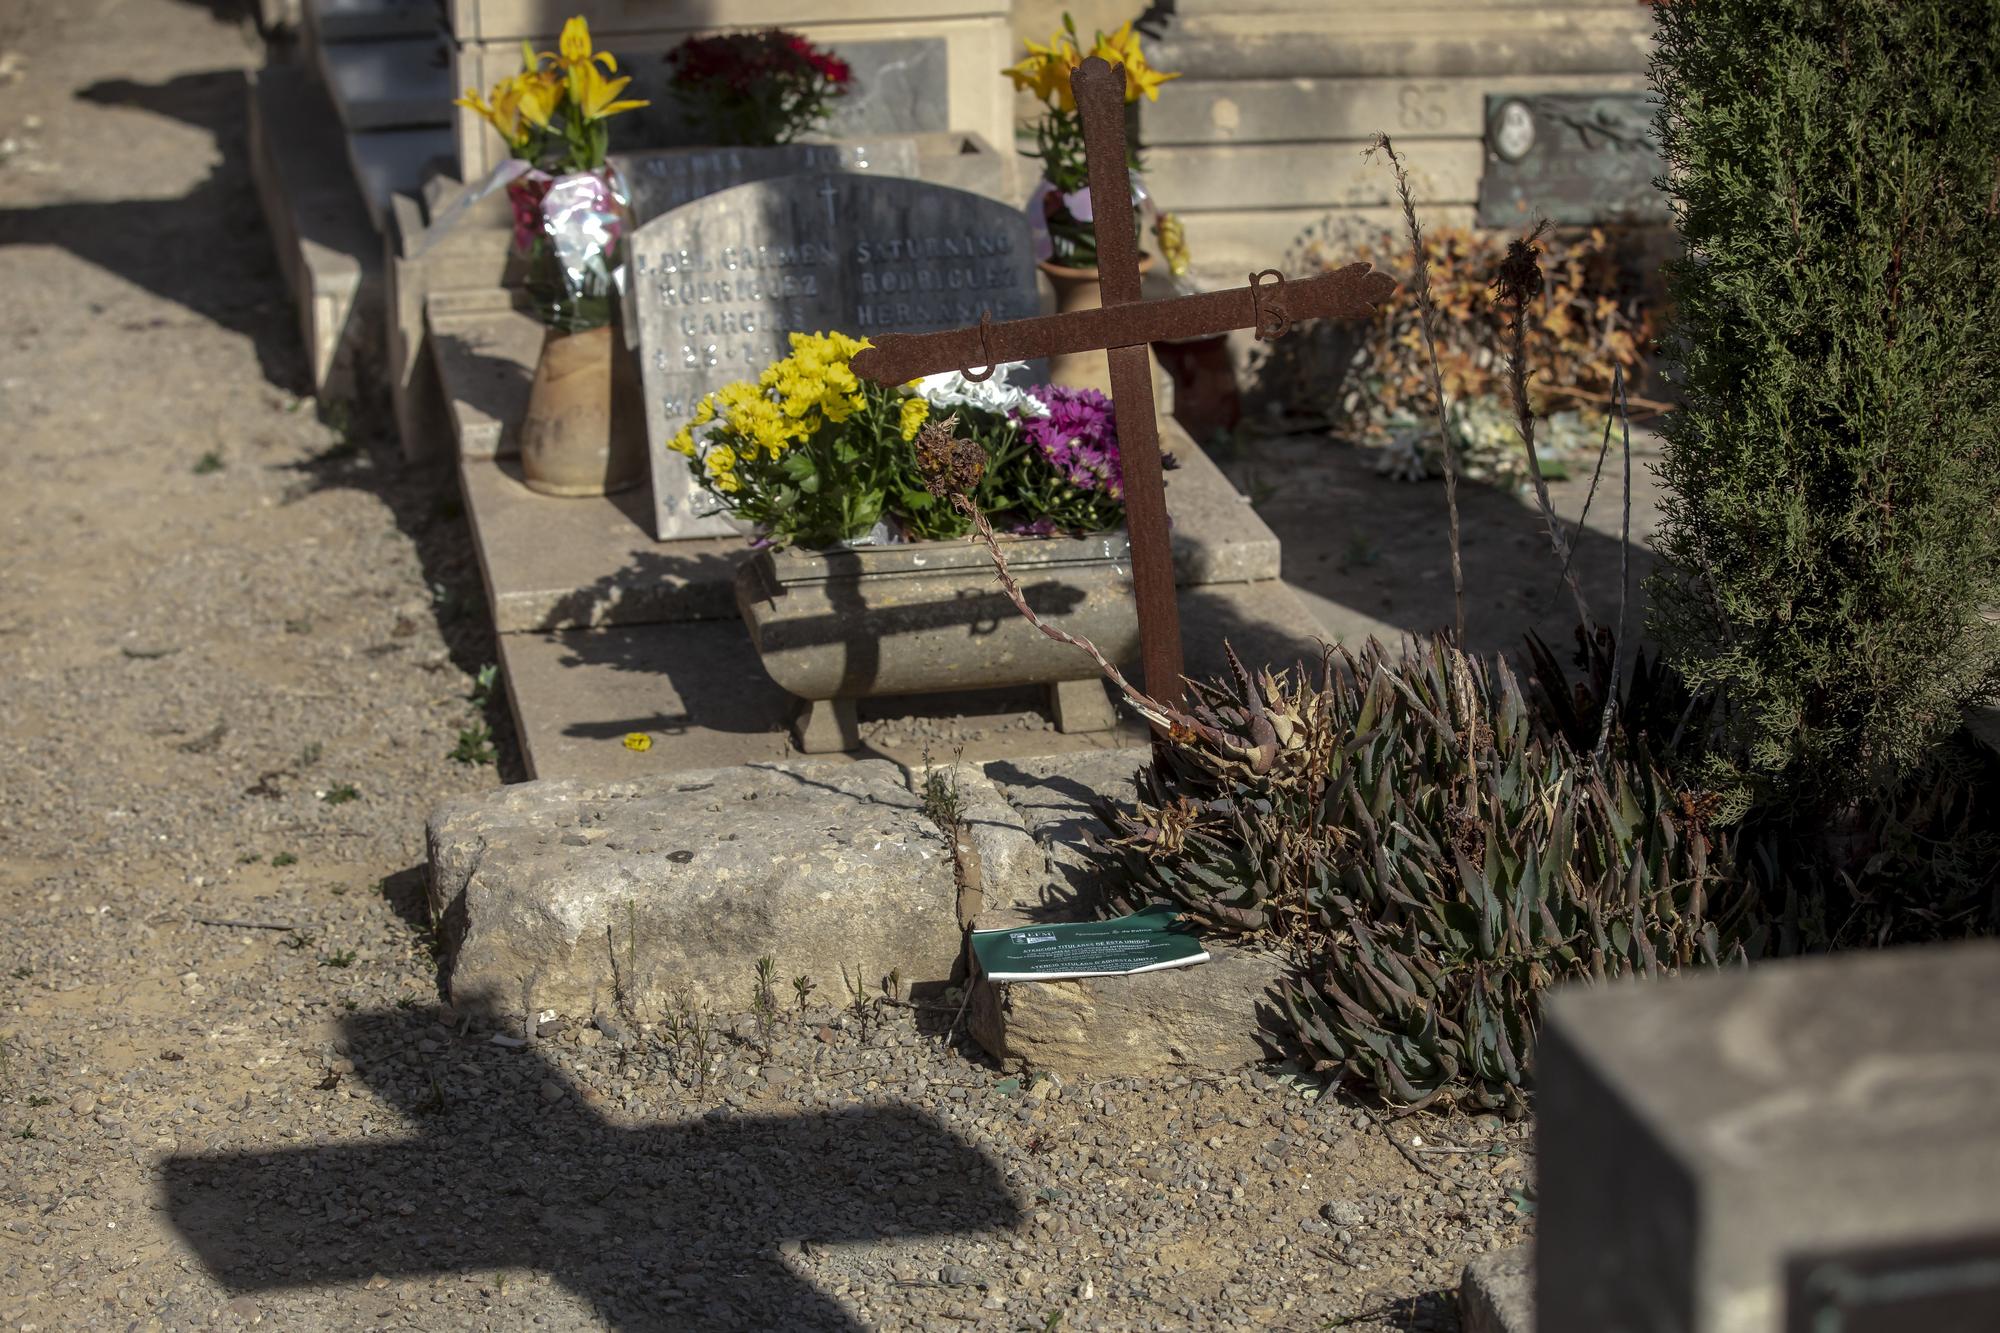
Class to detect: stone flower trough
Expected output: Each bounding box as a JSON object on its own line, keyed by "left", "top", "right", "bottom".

{"left": 734, "top": 529, "right": 1139, "bottom": 751}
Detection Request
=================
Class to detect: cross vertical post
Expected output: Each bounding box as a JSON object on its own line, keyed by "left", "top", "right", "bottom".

{"left": 849, "top": 57, "right": 1396, "bottom": 723}
{"left": 1069, "top": 58, "right": 1183, "bottom": 703}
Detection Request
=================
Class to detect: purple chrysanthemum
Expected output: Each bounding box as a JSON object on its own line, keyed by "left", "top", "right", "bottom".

{"left": 1017, "top": 385, "right": 1122, "bottom": 497}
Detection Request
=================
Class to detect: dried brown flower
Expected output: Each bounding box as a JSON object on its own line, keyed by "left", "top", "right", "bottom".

{"left": 911, "top": 413, "right": 986, "bottom": 501}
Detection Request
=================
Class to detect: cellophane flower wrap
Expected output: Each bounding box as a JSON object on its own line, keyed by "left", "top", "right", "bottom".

{"left": 456, "top": 17, "right": 649, "bottom": 332}
{"left": 672, "top": 340, "right": 1126, "bottom": 550}
{"left": 665, "top": 30, "right": 852, "bottom": 146}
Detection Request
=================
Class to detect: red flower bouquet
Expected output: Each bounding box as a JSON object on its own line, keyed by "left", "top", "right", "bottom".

{"left": 665, "top": 29, "right": 852, "bottom": 146}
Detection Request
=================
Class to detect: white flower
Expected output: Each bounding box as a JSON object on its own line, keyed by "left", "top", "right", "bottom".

{"left": 913, "top": 362, "right": 1049, "bottom": 419}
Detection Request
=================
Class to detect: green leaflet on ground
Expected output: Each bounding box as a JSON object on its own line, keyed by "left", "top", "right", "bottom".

{"left": 970, "top": 905, "right": 1210, "bottom": 982}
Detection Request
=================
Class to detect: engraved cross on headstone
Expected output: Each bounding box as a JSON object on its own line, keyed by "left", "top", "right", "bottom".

{"left": 853, "top": 57, "right": 1395, "bottom": 705}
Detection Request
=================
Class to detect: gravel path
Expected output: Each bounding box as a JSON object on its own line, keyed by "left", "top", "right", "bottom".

{"left": 0, "top": 3, "right": 1532, "bottom": 1328}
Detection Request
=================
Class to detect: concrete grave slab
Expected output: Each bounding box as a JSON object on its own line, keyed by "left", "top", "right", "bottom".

{"left": 308, "top": 0, "right": 438, "bottom": 41}
{"left": 247, "top": 72, "right": 380, "bottom": 398}
{"left": 344, "top": 126, "right": 453, "bottom": 232}
{"left": 427, "top": 760, "right": 960, "bottom": 1024}
{"left": 497, "top": 576, "right": 1332, "bottom": 783}
{"left": 459, "top": 460, "right": 744, "bottom": 632}
{"left": 1538, "top": 941, "right": 2000, "bottom": 1333}
{"left": 316, "top": 35, "right": 454, "bottom": 132}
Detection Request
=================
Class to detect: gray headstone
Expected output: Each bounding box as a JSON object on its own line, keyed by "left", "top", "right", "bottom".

{"left": 1536, "top": 941, "right": 2000, "bottom": 1333}
{"left": 610, "top": 141, "right": 919, "bottom": 229}
{"left": 1476, "top": 92, "right": 1668, "bottom": 228}
{"left": 616, "top": 38, "right": 950, "bottom": 152}
{"left": 628, "top": 173, "right": 1039, "bottom": 540}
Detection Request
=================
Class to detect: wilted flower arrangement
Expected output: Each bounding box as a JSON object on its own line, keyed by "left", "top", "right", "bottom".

{"left": 665, "top": 29, "right": 852, "bottom": 146}
{"left": 672, "top": 335, "right": 1125, "bottom": 549}
{"left": 1005, "top": 14, "right": 1178, "bottom": 268}
{"left": 456, "top": 17, "right": 648, "bottom": 331}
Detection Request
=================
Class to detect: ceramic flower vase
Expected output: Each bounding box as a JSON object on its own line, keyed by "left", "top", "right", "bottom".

{"left": 518, "top": 319, "right": 648, "bottom": 497}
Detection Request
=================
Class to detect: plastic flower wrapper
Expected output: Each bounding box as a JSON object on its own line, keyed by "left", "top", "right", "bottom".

{"left": 910, "top": 361, "right": 1050, "bottom": 420}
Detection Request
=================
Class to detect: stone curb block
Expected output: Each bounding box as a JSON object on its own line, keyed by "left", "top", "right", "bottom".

{"left": 1460, "top": 1244, "right": 1534, "bottom": 1333}
{"left": 427, "top": 760, "right": 960, "bottom": 1026}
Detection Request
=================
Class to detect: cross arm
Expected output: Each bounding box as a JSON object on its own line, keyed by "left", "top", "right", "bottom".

{"left": 850, "top": 263, "right": 1397, "bottom": 387}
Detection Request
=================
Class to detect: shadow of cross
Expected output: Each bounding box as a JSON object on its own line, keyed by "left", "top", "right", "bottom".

{"left": 162, "top": 1011, "right": 1021, "bottom": 1330}
{"left": 852, "top": 55, "right": 1397, "bottom": 706}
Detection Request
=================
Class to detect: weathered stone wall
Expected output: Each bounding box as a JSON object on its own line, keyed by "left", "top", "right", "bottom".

{"left": 1140, "top": 1, "right": 1656, "bottom": 281}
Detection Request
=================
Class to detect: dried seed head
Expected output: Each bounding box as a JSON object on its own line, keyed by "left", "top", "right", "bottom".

{"left": 1493, "top": 220, "right": 1550, "bottom": 307}
{"left": 912, "top": 412, "right": 986, "bottom": 500}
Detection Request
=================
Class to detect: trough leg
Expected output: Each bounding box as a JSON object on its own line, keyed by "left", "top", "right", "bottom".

{"left": 792, "top": 697, "right": 861, "bottom": 753}
{"left": 1048, "top": 678, "right": 1116, "bottom": 734}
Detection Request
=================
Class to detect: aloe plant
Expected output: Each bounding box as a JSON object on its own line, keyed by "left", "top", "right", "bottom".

{"left": 1098, "top": 634, "right": 1748, "bottom": 1112}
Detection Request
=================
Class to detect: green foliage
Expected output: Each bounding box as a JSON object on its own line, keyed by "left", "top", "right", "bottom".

{"left": 192, "top": 451, "right": 224, "bottom": 475}
{"left": 1647, "top": 0, "right": 2000, "bottom": 812}
{"left": 451, "top": 725, "right": 497, "bottom": 767}
{"left": 1097, "top": 637, "right": 1745, "bottom": 1112}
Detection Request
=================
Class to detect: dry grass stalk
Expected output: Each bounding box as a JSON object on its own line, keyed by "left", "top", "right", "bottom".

{"left": 1368, "top": 134, "right": 1466, "bottom": 644}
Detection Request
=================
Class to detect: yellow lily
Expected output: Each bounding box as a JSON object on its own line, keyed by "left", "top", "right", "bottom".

{"left": 573, "top": 60, "right": 649, "bottom": 122}
{"left": 553, "top": 15, "right": 619, "bottom": 105}
{"left": 454, "top": 82, "right": 528, "bottom": 151}
{"left": 1091, "top": 21, "right": 1179, "bottom": 102}
{"left": 506, "top": 68, "right": 563, "bottom": 130}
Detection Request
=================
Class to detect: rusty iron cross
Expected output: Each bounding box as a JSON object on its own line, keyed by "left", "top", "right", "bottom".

{"left": 853, "top": 56, "right": 1395, "bottom": 705}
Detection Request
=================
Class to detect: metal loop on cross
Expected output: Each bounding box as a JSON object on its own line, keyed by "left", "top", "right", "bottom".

{"left": 958, "top": 312, "right": 998, "bottom": 382}
{"left": 1248, "top": 270, "right": 1292, "bottom": 342}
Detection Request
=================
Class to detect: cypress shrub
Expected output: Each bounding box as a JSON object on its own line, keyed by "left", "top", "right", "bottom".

{"left": 1647, "top": 0, "right": 2000, "bottom": 814}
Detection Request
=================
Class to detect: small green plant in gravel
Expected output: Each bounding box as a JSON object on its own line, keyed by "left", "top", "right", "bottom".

{"left": 468, "top": 663, "right": 499, "bottom": 709}
{"left": 271, "top": 852, "right": 297, "bottom": 867}
{"left": 451, "top": 724, "right": 497, "bottom": 767}
{"left": 299, "top": 741, "right": 322, "bottom": 766}
{"left": 283, "top": 931, "right": 313, "bottom": 951}
{"left": 192, "top": 451, "right": 224, "bottom": 475}
{"left": 791, "top": 974, "right": 816, "bottom": 1016}
{"left": 320, "top": 782, "right": 359, "bottom": 805}
{"left": 918, "top": 748, "right": 967, "bottom": 832}
{"left": 318, "top": 949, "right": 357, "bottom": 969}
{"left": 752, "top": 956, "right": 778, "bottom": 1046}
{"left": 10, "top": 966, "right": 29, "bottom": 981}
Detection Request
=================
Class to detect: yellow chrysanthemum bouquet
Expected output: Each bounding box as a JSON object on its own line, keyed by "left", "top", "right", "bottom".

{"left": 1003, "top": 13, "right": 1180, "bottom": 269}
{"left": 456, "top": 17, "right": 649, "bottom": 331}
{"left": 672, "top": 335, "right": 1125, "bottom": 549}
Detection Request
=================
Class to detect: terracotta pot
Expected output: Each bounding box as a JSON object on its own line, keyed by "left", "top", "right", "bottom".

{"left": 518, "top": 322, "right": 647, "bottom": 497}
{"left": 1037, "top": 255, "right": 1166, "bottom": 400}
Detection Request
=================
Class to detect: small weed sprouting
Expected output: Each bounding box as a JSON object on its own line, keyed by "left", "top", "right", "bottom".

{"left": 791, "top": 974, "right": 816, "bottom": 1016}
{"left": 320, "top": 782, "right": 360, "bottom": 806}
{"left": 396, "top": 993, "right": 418, "bottom": 1009}
{"left": 26, "top": 1095, "right": 51, "bottom": 1108}
{"left": 882, "top": 968, "right": 902, "bottom": 1003}
{"left": 9, "top": 966, "right": 29, "bottom": 981}
{"left": 282, "top": 932, "right": 313, "bottom": 951}
{"left": 193, "top": 451, "right": 224, "bottom": 475}
{"left": 451, "top": 725, "right": 497, "bottom": 767}
{"left": 318, "top": 949, "right": 357, "bottom": 969}
{"left": 283, "top": 616, "right": 312, "bottom": 635}
{"left": 14, "top": 1127, "right": 35, "bottom": 1141}
{"left": 416, "top": 1071, "right": 448, "bottom": 1117}
{"left": 752, "top": 956, "right": 778, "bottom": 1047}
{"left": 469, "top": 663, "right": 499, "bottom": 709}
{"left": 236, "top": 852, "right": 261, "bottom": 865}
{"left": 917, "top": 747, "right": 967, "bottom": 832}
{"left": 299, "top": 741, "right": 323, "bottom": 767}
{"left": 272, "top": 852, "right": 298, "bottom": 868}
{"left": 340, "top": 998, "right": 358, "bottom": 1012}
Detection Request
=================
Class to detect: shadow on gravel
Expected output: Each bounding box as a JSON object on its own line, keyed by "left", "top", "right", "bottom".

{"left": 164, "top": 1010, "right": 1020, "bottom": 1330}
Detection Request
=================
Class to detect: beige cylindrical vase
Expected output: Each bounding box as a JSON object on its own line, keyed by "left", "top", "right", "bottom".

{"left": 518, "top": 322, "right": 646, "bottom": 497}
